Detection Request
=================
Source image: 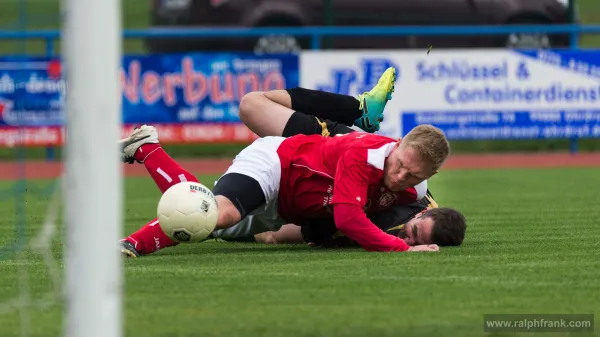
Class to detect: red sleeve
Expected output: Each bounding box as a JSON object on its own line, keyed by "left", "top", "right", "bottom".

{"left": 334, "top": 204, "right": 410, "bottom": 252}
{"left": 329, "top": 150, "right": 370, "bottom": 207}
{"left": 330, "top": 151, "right": 410, "bottom": 252}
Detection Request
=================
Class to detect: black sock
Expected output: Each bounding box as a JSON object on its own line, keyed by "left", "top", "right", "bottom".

{"left": 286, "top": 88, "right": 361, "bottom": 126}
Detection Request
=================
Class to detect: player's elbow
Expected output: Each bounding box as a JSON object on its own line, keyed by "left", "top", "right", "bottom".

{"left": 333, "top": 204, "right": 357, "bottom": 232}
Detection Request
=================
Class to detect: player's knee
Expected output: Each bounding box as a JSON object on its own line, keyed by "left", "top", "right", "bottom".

{"left": 215, "top": 195, "right": 242, "bottom": 230}
{"left": 264, "top": 90, "right": 292, "bottom": 107}
{"left": 239, "top": 91, "right": 265, "bottom": 123}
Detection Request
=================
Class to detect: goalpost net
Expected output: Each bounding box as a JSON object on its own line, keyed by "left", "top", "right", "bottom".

{"left": 0, "top": 0, "right": 124, "bottom": 336}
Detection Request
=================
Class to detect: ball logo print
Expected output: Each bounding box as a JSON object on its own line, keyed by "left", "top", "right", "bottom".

{"left": 157, "top": 182, "right": 219, "bottom": 242}
{"left": 189, "top": 183, "right": 216, "bottom": 200}
{"left": 172, "top": 230, "right": 192, "bottom": 242}
{"left": 200, "top": 200, "right": 210, "bottom": 214}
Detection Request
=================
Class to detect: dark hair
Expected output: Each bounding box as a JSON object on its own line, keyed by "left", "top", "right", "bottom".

{"left": 423, "top": 207, "right": 467, "bottom": 246}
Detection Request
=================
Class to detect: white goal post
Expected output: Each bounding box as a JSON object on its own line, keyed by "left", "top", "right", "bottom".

{"left": 62, "top": 0, "right": 123, "bottom": 336}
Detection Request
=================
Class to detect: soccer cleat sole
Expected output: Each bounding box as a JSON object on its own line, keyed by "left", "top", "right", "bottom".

{"left": 120, "top": 248, "right": 138, "bottom": 258}
{"left": 385, "top": 70, "right": 397, "bottom": 100}
{"left": 118, "top": 134, "right": 151, "bottom": 152}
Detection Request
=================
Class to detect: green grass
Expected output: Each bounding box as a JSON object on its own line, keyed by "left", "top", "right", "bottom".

{"left": 0, "top": 0, "right": 598, "bottom": 55}
{"left": 0, "top": 168, "right": 599, "bottom": 337}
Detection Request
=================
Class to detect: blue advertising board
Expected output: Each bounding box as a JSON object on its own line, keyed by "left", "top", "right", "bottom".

{"left": 121, "top": 53, "right": 298, "bottom": 124}
{"left": 0, "top": 56, "right": 64, "bottom": 127}
{"left": 0, "top": 52, "right": 299, "bottom": 127}
{"left": 401, "top": 110, "right": 600, "bottom": 140}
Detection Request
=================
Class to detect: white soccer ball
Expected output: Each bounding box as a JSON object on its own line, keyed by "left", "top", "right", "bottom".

{"left": 157, "top": 182, "right": 219, "bottom": 243}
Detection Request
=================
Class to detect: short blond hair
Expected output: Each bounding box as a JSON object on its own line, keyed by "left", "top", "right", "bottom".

{"left": 401, "top": 124, "right": 450, "bottom": 172}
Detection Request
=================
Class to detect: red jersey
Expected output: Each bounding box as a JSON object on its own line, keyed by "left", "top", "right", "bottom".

{"left": 276, "top": 133, "right": 428, "bottom": 252}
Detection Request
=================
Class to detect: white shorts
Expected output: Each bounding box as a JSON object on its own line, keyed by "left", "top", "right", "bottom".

{"left": 214, "top": 136, "right": 287, "bottom": 231}
{"left": 220, "top": 136, "right": 285, "bottom": 210}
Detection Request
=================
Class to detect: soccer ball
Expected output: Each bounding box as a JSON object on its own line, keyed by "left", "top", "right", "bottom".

{"left": 157, "top": 182, "right": 219, "bottom": 243}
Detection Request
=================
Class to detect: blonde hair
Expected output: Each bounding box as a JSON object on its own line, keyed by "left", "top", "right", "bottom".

{"left": 401, "top": 124, "right": 450, "bottom": 172}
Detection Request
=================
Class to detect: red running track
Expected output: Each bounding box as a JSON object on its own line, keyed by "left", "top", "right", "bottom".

{"left": 0, "top": 153, "right": 598, "bottom": 180}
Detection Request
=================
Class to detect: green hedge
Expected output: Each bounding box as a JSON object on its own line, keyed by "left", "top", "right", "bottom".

{"left": 1, "top": 139, "right": 599, "bottom": 161}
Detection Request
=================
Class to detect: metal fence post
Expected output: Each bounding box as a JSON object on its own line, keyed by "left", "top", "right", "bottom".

{"left": 310, "top": 34, "right": 321, "bottom": 50}
{"left": 570, "top": 138, "right": 579, "bottom": 154}
{"left": 569, "top": 0, "right": 579, "bottom": 49}
{"left": 45, "top": 36, "right": 56, "bottom": 162}
{"left": 568, "top": 0, "right": 580, "bottom": 154}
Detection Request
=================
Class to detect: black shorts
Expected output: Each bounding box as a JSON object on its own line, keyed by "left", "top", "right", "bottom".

{"left": 300, "top": 190, "right": 438, "bottom": 247}
{"left": 212, "top": 172, "right": 265, "bottom": 219}
{"left": 282, "top": 112, "right": 355, "bottom": 138}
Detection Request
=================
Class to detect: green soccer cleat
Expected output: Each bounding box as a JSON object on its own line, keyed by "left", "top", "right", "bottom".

{"left": 354, "top": 67, "right": 397, "bottom": 133}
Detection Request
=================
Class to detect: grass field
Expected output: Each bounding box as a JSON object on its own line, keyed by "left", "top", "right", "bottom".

{"left": 0, "top": 167, "right": 599, "bottom": 337}
{"left": 0, "top": 0, "right": 599, "bottom": 55}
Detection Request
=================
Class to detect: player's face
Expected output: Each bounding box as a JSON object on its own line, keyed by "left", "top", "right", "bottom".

{"left": 384, "top": 143, "right": 433, "bottom": 192}
{"left": 398, "top": 212, "right": 434, "bottom": 246}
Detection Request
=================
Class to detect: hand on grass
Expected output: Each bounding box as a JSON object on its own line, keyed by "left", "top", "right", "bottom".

{"left": 407, "top": 244, "right": 439, "bottom": 252}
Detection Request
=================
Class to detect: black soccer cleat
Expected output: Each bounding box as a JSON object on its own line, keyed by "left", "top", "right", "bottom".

{"left": 120, "top": 240, "right": 141, "bottom": 258}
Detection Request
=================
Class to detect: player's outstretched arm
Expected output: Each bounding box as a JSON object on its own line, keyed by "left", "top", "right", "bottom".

{"left": 254, "top": 224, "right": 305, "bottom": 244}
{"left": 333, "top": 203, "right": 410, "bottom": 252}
{"left": 330, "top": 151, "right": 420, "bottom": 252}
{"left": 333, "top": 205, "right": 439, "bottom": 252}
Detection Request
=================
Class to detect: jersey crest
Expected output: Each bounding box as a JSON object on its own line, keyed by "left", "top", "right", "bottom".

{"left": 378, "top": 192, "right": 397, "bottom": 207}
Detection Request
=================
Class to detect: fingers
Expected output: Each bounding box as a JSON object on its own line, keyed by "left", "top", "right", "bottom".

{"left": 427, "top": 244, "right": 439, "bottom": 251}
{"left": 407, "top": 244, "right": 439, "bottom": 252}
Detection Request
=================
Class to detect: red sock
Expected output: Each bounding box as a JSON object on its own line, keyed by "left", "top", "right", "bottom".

{"left": 135, "top": 144, "right": 199, "bottom": 193}
{"left": 124, "top": 218, "right": 179, "bottom": 255}
{"left": 124, "top": 144, "right": 201, "bottom": 254}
